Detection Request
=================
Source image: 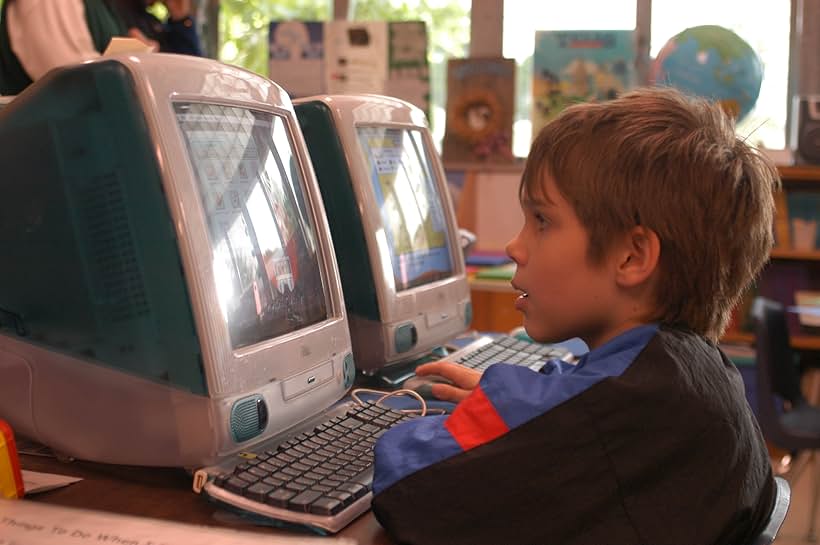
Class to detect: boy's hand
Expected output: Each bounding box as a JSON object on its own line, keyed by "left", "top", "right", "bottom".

{"left": 414, "top": 361, "right": 481, "bottom": 403}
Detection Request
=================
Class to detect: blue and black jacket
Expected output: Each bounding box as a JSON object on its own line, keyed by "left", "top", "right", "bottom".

{"left": 372, "top": 325, "right": 774, "bottom": 545}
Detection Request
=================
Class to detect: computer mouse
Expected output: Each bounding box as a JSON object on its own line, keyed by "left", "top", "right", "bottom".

{"left": 402, "top": 374, "right": 454, "bottom": 400}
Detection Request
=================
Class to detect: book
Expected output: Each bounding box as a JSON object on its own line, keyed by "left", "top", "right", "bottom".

{"left": 442, "top": 57, "right": 515, "bottom": 163}
{"left": 268, "top": 21, "right": 325, "bottom": 98}
{"left": 324, "top": 21, "right": 389, "bottom": 95}
{"left": 474, "top": 262, "right": 516, "bottom": 281}
{"left": 465, "top": 250, "right": 512, "bottom": 267}
{"left": 785, "top": 190, "right": 820, "bottom": 250}
{"left": 268, "top": 21, "right": 430, "bottom": 115}
{"left": 385, "top": 21, "right": 430, "bottom": 119}
{"left": 531, "top": 30, "right": 635, "bottom": 138}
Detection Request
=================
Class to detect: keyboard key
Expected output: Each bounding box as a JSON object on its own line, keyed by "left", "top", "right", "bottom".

{"left": 336, "top": 482, "right": 367, "bottom": 499}
{"left": 284, "top": 481, "right": 308, "bottom": 493}
{"left": 266, "top": 488, "right": 296, "bottom": 508}
{"left": 247, "top": 466, "right": 269, "bottom": 478}
{"left": 273, "top": 452, "right": 296, "bottom": 464}
{"left": 235, "top": 471, "right": 260, "bottom": 484}
{"left": 262, "top": 476, "right": 284, "bottom": 488}
{"left": 325, "top": 489, "right": 353, "bottom": 507}
{"left": 338, "top": 417, "right": 363, "bottom": 430}
{"left": 245, "top": 482, "right": 275, "bottom": 502}
{"left": 280, "top": 466, "right": 301, "bottom": 478}
{"left": 302, "top": 470, "right": 324, "bottom": 481}
{"left": 312, "top": 466, "right": 335, "bottom": 477}
{"left": 290, "top": 490, "right": 323, "bottom": 512}
{"left": 223, "top": 476, "right": 251, "bottom": 494}
{"left": 213, "top": 473, "right": 230, "bottom": 487}
{"left": 309, "top": 496, "right": 344, "bottom": 516}
{"left": 320, "top": 478, "right": 343, "bottom": 488}
{"left": 257, "top": 461, "right": 281, "bottom": 472}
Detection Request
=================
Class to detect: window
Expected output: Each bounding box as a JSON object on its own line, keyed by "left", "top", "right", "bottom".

{"left": 504, "top": 0, "right": 792, "bottom": 155}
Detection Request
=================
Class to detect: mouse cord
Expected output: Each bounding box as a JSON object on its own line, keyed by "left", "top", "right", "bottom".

{"left": 350, "top": 387, "right": 440, "bottom": 417}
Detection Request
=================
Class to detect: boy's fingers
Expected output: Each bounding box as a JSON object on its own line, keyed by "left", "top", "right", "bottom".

{"left": 430, "top": 384, "right": 471, "bottom": 403}
{"left": 416, "top": 361, "right": 479, "bottom": 385}
{"left": 415, "top": 361, "right": 455, "bottom": 375}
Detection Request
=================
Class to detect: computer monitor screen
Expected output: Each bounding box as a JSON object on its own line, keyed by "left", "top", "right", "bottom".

{"left": 355, "top": 126, "right": 454, "bottom": 292}
{"left": 174, "top": 103, "right": 328, "bottom": 349}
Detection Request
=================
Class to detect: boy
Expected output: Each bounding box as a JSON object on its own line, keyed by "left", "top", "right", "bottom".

{"left": 371, "top": 87, "right": 779, "bottom": 545}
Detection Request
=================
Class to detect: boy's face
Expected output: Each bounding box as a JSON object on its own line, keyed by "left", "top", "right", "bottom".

{"left": 506, "top": 171, "right": 623, "bottom": 349}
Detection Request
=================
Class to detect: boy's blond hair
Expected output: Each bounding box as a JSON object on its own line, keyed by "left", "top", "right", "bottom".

{"left": 521, "top": 86, "right": 780, "bottom": 340}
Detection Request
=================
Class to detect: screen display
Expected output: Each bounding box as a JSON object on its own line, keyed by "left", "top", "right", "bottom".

{"left": 175, "top": 102, "right": 328, "bottom": 349}
{"left": 356, "top": 126, "right": 453, "bottom": 291}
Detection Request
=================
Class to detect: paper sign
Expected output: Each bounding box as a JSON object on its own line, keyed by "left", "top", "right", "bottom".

{"left": 0, "top": 500, "right": 351, "bottom": 545}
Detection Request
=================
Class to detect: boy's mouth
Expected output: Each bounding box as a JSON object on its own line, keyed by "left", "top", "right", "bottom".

{"left": 513, "top": 289, "right": 528, "bottom": 312}
{"left": 511, "top": 281, "right": 527, "bottom": 299}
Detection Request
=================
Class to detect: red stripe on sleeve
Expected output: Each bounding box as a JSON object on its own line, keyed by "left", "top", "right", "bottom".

{"left": 444, "top": 386, "right": 509, "bottom": 451}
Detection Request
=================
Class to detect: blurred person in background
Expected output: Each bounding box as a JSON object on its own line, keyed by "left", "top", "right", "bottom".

{"left": 111, "top": 0, "right": 201, "bottom": 56}
{"left": 0, "top": 0, "right": 200, "bottom": 95}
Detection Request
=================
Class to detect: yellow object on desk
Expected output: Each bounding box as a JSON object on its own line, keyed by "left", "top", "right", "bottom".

{"left": 0, "top": 419, "right": 24, "bottom": 498}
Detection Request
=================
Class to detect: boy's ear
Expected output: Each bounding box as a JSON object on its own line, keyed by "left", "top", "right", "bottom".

{"left": 614, "top": 226, "right": 660, "bottom": 288}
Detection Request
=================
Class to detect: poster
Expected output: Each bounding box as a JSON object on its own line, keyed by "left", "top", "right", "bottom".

{"left": 532, "top": 30, "right": 635, "bottom": 137}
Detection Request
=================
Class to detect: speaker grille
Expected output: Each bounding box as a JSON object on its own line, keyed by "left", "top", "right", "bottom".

{"left": 343, "top": 353, "right": 356, "bottom": 390}
{"left": 230, "top": 395, "right": 267, "bottom": 443}
{"left": 78, "top": 172, "right": 149, "bottom": 323}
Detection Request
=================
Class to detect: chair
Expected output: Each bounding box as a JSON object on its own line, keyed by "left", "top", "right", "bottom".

{"left": 751, "top": 476, "right": 791, "bottom": 545}
{"left": 752, "top": 297, "right": 820, "bottom": 542}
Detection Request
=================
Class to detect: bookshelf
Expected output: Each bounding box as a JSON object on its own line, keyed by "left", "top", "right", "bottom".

{"left": 720, "top": 165, "right": 820, "bottom": 351}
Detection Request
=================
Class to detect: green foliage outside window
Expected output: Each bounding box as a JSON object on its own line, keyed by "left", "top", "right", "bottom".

{"left": 218, "top": 0, "right": 331, "bottom": 76}
{"left": 218, "top": 0, "right": 469, "bottom": 138}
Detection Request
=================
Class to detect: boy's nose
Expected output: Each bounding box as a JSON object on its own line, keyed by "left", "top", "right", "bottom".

{"left": 505, "top": 234, "right": 526, "bottom": 265}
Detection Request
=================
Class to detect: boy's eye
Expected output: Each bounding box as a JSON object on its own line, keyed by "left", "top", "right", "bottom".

{"left": 533, "top": 212, "right": 549, "bottom": 228}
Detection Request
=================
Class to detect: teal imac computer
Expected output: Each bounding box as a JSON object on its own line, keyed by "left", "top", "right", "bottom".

{"left": 294, "top": 95, "right": 472, "bottom": 382}
{"left": 0, "top": 54, "right": 356, "bottom": 470}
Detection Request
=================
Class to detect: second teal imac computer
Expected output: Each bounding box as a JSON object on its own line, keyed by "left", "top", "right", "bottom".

{"left": 294, "top": 95, "right": 473, "bottom": 383}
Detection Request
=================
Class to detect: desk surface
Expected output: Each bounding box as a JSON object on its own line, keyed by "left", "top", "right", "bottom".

{"left": 20, "top": 454, "right": 392, "bottom": 544}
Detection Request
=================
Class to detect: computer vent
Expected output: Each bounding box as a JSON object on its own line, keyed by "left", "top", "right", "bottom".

{"left": 78, "top": 171, "right": 150, "bottom": 323}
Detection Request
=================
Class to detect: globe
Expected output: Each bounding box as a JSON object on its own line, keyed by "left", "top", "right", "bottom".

{"left": 653, "top": 25, "right": 763, "bottom": 122}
